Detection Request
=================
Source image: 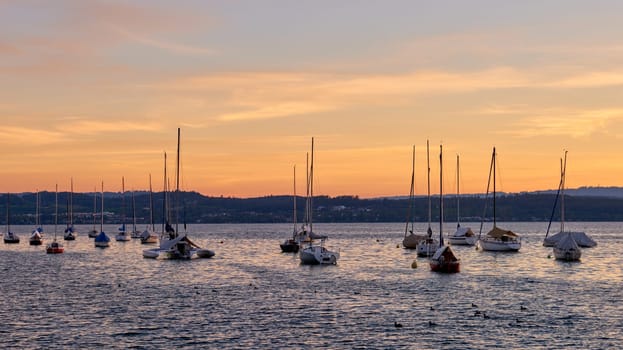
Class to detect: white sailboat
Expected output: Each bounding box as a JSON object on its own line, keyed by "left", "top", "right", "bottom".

{"left": 547, "top": 151, "right": 583, "bottom": 261}
{"left": 143, "top": 128, "right": 214, "bottom": 259}
{"left": 299, "top": 137, "right": 340, "bottom": 265}
{"left": 430, "top": 145, "right": 460, "bottom": 273}
{"left": 416, "top": 140, "right": 438, "bottom": 257}
{"left": 29, "top": 190, "right": 44, "bottom": 246}
{"left": 115, "top": 177, "right": 131, "bottom": 241}
{"left": 63, "top": 178, "right": 77, "bottom": 240}
{"left": 3, "top": 193, "right": 20, "bottom": 244}
{"left": 46, "top": 185, "right": 64, "bottom": 254}
{"left": 478, "top": 147, "right": 521, "bottom": 252}
{"left": 88, "top": 187, "right": 99, "bottom": 238}
{"left": 402, "top": 145, "right": 426, "bottom": 249}
{"left": 94, "top": 182, "right": 111, "bottom": 248}
{"left": 140, "top": 174, "right": 158, "bottom": 244}
{"left": 448, "top": 155, "right": 476, "bottom": 246}
{"left": 544, "top": 151, "right": 596, "bottom": 249}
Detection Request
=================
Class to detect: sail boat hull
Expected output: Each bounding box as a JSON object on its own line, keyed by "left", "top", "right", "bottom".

{"left": 46, "top": 241, "right": 64, "bottom": 254}
{"left": 280, "top": 239, "right": 300, "bottom": 253}
{"left": 403, "top": 233, "right": 425, "bottom": 249}
{"left": 479, "top": 237, "right": 521, "bottom": 251}
{"left": 4, "top": 233, "right": 20, "bottom": 244}
{"left": 553, "top": 247, "right": 581, "bottom": 261}
{"left": 299, "top": 243, "right": 339, "bottom": 265}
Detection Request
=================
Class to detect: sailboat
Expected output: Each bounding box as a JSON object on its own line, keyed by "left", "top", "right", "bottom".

{"left": 546, "top": 151, "right": 583, "bottom": 261}
{"left": 115, "top": 177, "right": 131, "bottom": 242}
{"left": 3, "top": 193, "right": 20, "bottom": 244}
{"left": 280, "top": 165, "right": 302, "bottom": 253}
{"left": 448, "top": 154, "right": 476, "bottom": 246}
{"left": 94, "top": 182, "right": 111, "bottom": 248}
{"left": 29, "top": 190, "right": 44, "bottom": 246}
{"left": 63, "top": 179, "right": 77, "bottom": 240}
{"left": 88, "top": 187, "right": 99, "bottom": 238}
{"left": 402, "top": 145, "right": 426, "bottom": 249}
{"left": 544, "top": 151, "right": 596, "bottom": 249}
{"left": 140, "top": 174, "right": 158, "bottom": 244}
{"left": 130, "top": 191, "right": 142, "bottom": 238}
{"left": 430, "top": 145, "right": 460, "bottom": 273}
{"left": 143, "top": 128, "right": 214, "bottom": 259}
{"left": 46, "top": 185, "right": 64, "bottom": 254}
{"left": 416, "top": 140, "right": 438, "bottom": 257}
{"left": 478, "top": 147, "right": 521, "bottom": 252}
{"left": 299, "top": 137, "right": 340, "bottom": 265}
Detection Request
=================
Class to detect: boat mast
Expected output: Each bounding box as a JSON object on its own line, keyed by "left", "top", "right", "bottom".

{"left": 6, "top": 193, "right": 10, "bottom": 233}
{"left": 305, "top": 152, "right": 310, "bottom": 228}
{"left": 175, "top": 127, "right": 180, "bottom": 236}
{"left": 70, "top": 178, "right": 73, "bottom": 228}
{"left": 132, "top": 190, "right": 137, "bottom": 233}
{"left": 149, "top": 174, "right": 155, "bottom": 231}
{"left": 309, "top": 137, "right": 314, "bottom": 234}
{"left": 92, "top": 187, "right": 97, "bottom": 231}
{"left": 561, "top": 151, "right": 568, "bottom": 233}
{"left": 162, "top": 152, "right": 167, "bottom": 235}
{"left": 55, "top": 185, "right": 58, "bottom": 239}
{"left": 293, "top": 165, "right": 297, "bottom": 238}
{"left": 493, "top": 147, "right": 497, "bottom": 227}
{"left": 440, "top": 144, "right": 444, "bottom": 247}
{"left": 121, "top": 176, "right": 126, "bottom": 231}
{"left": 427, "top": 140, "right": 432, "bottom": 236}
{"left": 456, "top": 154, "right": 460, "bottom": 229}
{"left": 35, "top": 190, "right": 40, "bottom": 229}
{"left": 405, "top": 145, "right": 416, "bottom": 237}
{"left": 100, "top": 181, "right": 104, "bottom": 233}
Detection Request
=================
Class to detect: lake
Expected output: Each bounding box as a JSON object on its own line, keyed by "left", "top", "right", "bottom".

{"left": 0, "top": 222, "right": 621, "bottom": 349}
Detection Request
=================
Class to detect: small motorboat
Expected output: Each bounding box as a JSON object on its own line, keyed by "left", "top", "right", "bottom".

{"left": 46, "top": 240, "right": 64, "bottom": 254}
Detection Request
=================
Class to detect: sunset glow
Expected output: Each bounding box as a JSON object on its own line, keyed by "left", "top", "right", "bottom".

{"left": 2, "top": 1, "right": 623, "bottom": 197}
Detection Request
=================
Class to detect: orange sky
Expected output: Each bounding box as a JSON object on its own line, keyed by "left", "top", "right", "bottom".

{"left": 1, "top": 1, "right": 623, "bottom": 197}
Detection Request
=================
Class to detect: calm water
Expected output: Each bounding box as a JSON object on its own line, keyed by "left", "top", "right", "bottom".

{"left": 1, "top": 222, "right": 621, "bottom": 349}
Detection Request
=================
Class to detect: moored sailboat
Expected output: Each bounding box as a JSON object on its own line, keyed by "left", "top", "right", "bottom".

{"left": 430, "top": 145, "right": 460, "bottom": 273}
{"left": 140, "top": 174, "right": 158, "bottom": 244}
{"left": 29, "top": 190, "right": 44, "bottom": 246}
{"left": 416, "top": 140, "right": 438, "bottom": 257}
{"left": 46, "top": 185, "right": 64, "bottom": 254}
{"left": 143, "top": 128, "right": 214, "bottom": 259}
{"left": 299, "top": 137, "right": 339, "bottom": 265}
{"left": 402, "top": 145, "right": 426, "bottom": 249}
{"left": 94, "top": 182, "right": 111, "bottom": 248}
{"left": 544, "top": 151, "right": 595, "bottom": 249}
{"left": 478, "top": 147, "right": 521, "bottom": 252}
{"left": 280, "top": 165, "right": 303, "bottom": 253}
{"left": 3, "top": 193, "right": 20, "bottom": 244}
{"left": 88, "top": 187, "right": 99, "bottom": 238}
{"left": 448, "top": 155, "right": 476, "bottom": 246}
{"left": 63, "top": 178, "right": 77, "bottom": 240}
{"left": 115, "top": 177, "right": 131, "bottom": 242}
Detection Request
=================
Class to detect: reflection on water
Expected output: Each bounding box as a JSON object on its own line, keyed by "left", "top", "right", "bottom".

{"left": 1, "top": 222, "right": 622, "bottom": 349}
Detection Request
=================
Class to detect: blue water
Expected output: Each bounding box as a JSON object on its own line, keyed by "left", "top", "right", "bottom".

{"left": 1, "top": 222, "right": 621, "bottom": 349}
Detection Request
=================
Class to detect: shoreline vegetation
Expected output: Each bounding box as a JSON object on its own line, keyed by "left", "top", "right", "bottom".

{"left": 2, "top": 186, "right": 623, "bottom": 224}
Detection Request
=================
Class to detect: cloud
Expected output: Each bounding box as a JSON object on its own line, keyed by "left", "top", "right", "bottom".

{"left": 0, "top": 126, "right": 64, "bottom": 145}
{"left": 506, "top": 109, "right": 623, "bottom": 138}
{"left": 107, "top": 25, "right": 216, "bottom": 56}
{"left": 61, "top": 119, "right": 165, "bottom": 135}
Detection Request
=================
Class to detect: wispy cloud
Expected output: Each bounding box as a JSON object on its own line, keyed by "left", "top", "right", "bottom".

{"left": 62, "top": 119, "right": 164, "bottom": 135}
{"left": 0, "top": 126, "right": 64, "bottom": 145}
{"left": 507, "top": 109, "right": 623, "bottom": 138}
{"left": 107, "top": 24, "right": 215, "bottom": 56}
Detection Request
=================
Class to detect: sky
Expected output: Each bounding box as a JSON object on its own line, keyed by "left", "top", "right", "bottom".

{"left": 1, "top": 0, "right": 623, "bottom": 198}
